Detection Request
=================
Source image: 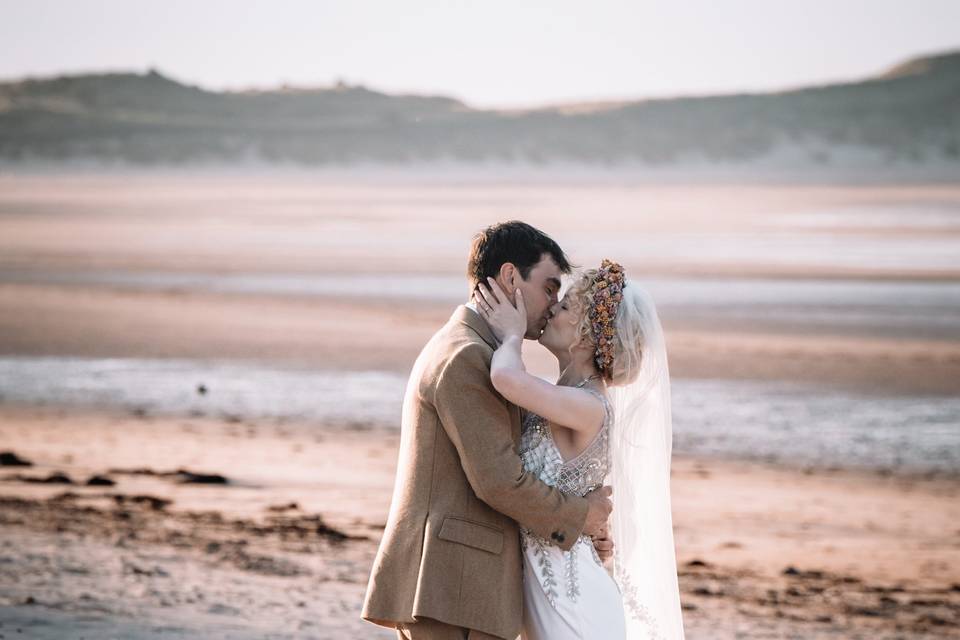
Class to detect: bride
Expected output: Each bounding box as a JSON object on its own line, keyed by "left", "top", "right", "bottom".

{"left": 474, "top": 259, "right": 685, "bottom": 640}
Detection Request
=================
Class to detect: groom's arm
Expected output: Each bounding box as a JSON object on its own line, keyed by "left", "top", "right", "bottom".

{"left": 434, "top": 341, "right": 589, "bottom": 551}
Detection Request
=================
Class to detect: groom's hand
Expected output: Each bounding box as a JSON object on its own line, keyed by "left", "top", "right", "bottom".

{"left": 593, "top": 526, "right": 614, "bottom": 562}
{"left": 583, "top": 485, "right": 613, "bottom": 537}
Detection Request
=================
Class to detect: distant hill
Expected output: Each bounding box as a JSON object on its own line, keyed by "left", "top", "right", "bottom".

{"left": 1, "top": 50, "right": 958, "bottom": 174}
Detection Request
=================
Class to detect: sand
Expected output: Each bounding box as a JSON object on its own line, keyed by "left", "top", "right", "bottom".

{"left": 0, "top": 404, "right": 957, "bottom": 639}
{"left": 2, "top": 281, "right": 959, "bottom": 396}
{"left": 1, "top": 173, "right": 958, "bottom": 637}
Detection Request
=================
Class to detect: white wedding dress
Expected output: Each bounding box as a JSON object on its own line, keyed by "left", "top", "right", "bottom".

{"left": 518, "top": 283, "right": 685, "bottom": 640}
{"left": 518, "top": 384, "right": 627, "bottom": 640}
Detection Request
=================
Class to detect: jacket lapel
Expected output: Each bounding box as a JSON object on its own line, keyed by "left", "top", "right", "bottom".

{"left": 453, "top": 305, "right": 499, "bottom": 350}
{"left": 451, "top": 305, "right": 522, "bottom": 443}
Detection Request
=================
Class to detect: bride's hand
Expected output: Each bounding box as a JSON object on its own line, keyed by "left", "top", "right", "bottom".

{"left": 475, "top": 277, "right": 526, "bottom": 342}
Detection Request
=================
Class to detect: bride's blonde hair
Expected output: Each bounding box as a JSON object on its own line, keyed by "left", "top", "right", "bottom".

{"left": 567, "top": 266, "right": 646, "bottom": 387}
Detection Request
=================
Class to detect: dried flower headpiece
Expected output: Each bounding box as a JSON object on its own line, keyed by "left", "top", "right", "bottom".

{"left": 588, "top": 259, "right": 626, "bottom": 379}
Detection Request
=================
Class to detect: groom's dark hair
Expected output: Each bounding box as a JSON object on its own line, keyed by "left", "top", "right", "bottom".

{"left": 468, "top": 221, "right": 573, "bottom": 287}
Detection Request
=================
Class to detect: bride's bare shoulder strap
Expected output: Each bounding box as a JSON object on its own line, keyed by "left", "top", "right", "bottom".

{"left": 576, "top": 381, "right": 613, "bottom": 429}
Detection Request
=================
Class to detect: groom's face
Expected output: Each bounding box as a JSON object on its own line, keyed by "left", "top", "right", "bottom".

{"left": 514, "top": 254, "right": 563, "bottom": 340}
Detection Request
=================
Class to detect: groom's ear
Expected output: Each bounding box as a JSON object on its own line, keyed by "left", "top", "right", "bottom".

{"left": 497, "top": 263, "right": 519, "bottom": 301}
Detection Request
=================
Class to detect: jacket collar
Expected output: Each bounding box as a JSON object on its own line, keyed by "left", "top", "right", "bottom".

{"left": 452, "top": 304, "right": 500, "bottom": 350}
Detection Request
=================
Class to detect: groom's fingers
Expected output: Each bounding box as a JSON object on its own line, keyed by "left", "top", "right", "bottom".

{"left": 586, "top": 485, "right": 613, "bottom": 523}
{"left": 599, "top": 485, "right": 613, "bottom": 517}
{"left": 594, "top": 536, "right": 614, "bottom": 559}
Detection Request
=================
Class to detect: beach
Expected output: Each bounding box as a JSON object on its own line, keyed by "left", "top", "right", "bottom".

{"left": 1, "top": 172, "right": 958, "bottom": 638}
{"left": 1, "top": 405, "right": 957, "bottom": 639}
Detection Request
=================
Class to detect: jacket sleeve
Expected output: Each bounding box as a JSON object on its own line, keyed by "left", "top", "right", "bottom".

{"left": 434, "top": 341, "right": 589, "bottom": 550}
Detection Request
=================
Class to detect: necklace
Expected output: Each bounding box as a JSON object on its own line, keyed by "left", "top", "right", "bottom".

{"left": 564, "top": 372, "right": 602, "bottom": 388}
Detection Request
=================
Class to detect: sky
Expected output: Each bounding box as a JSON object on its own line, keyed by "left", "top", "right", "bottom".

{"left": 2, "top": 0, "right": 959, "bottom": 109}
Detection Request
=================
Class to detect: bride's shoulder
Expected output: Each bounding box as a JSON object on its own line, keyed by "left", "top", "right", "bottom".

{"left": 577, "top": 384, "right": 612, "bottom": 418}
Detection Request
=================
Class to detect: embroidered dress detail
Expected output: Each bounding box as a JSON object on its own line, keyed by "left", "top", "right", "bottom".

{"left": 519, "top": 378, "right": 611, "bottom": 609}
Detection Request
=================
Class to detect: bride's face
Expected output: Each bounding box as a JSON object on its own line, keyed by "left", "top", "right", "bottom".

{"left": 539, "top": 291, "right": 582, "bottom": 353}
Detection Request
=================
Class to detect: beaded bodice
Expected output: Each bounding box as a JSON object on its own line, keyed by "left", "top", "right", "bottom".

{"left": 518, "top": 379, "right": 613, "bottom": 609}
{"left": 518, "top": 385, "right": 611, "bottom": 499}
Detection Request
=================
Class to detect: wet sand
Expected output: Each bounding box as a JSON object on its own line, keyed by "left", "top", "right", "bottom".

{"left": 3, "top": 174, "right": 960, "bottom": 393}
{"left": 1, "top": 282, "right": 958, "bottom": 395}
{"left": 0, "top": 404, "right": 958, "bottom": 639}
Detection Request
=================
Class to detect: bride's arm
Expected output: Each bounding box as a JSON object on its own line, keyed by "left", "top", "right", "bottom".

{"left": 476, "top": 279, "right": 604, "bottom": 433}
{"left": 491, "top": 336, "right": 604, "bottom": 433}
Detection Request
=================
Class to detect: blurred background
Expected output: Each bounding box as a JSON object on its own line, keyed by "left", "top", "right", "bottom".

{"left": 0, "top": 1, "right": 958, "bottom": 638}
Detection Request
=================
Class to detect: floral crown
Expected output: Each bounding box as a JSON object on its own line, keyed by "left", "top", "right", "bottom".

{"left": 587, "top": 259, "right": 626, "bottom": 379}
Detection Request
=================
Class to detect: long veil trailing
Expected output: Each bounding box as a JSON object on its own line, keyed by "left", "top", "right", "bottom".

{"left": 607, "top": 283, "right": 685, "bottom": 639}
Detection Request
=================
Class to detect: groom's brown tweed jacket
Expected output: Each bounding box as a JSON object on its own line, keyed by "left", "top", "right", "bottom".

{"left": 362, "top": 305, "right": 589, "bottom": 639}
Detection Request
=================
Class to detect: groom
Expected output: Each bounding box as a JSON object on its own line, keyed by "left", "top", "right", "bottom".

{"left": 362, "top": 221, "right": 613, "bottom": 639}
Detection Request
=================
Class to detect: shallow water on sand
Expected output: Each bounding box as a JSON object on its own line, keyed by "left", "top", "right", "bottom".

{"left": 2, "top": 356, "right": 957, "bottom": 474}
